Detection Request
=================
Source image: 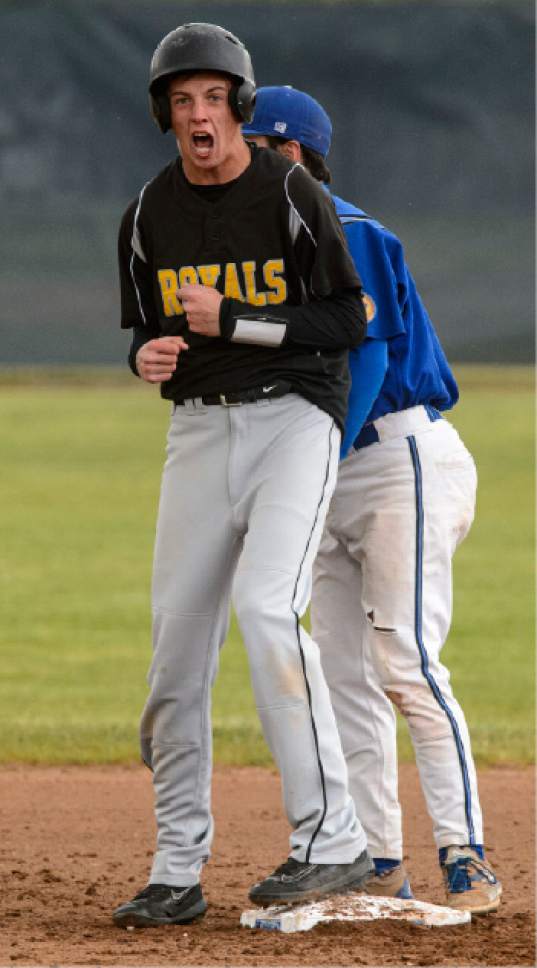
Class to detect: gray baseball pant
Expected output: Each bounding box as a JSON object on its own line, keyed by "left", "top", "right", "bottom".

{"left": 140, "top": 393, "right": 367, "bottom": 886}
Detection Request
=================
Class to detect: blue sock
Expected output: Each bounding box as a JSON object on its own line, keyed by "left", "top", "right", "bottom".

{"left": 439, "top": 844, "right": 484, "bottom": 865}
{"left": 373, "top": 857, "right": 401, "bottom": 875}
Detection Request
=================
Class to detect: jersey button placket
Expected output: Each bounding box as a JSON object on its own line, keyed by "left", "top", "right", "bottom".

{"left": 205, "top": 215, "right": 223, "bottom": 248}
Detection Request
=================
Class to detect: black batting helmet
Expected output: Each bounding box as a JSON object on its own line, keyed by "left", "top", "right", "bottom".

{"left": 149, "top": 22, "right": 256, "bottom": 132}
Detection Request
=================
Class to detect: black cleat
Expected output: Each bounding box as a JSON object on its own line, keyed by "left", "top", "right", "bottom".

{"left": 112, "top": 883, "right": 207, "bottom": 928}
{"left": 249, "top": 849, "right": 374, "bottom": 906}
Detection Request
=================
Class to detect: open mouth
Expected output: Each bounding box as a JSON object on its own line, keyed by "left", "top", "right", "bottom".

{"left": 191, "top": 132, "right": 214, "bottom": 156}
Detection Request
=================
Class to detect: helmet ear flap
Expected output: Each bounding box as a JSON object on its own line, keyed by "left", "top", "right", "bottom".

{"left": 149, "top": 92, "right": 171, "bottom": 133}
{"left": 229, "top": 80, "right": 256, "bottom": 123}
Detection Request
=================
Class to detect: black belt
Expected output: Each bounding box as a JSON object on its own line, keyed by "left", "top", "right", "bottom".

{"left": 174, "top": 381, "right": 291, "bottom": 408}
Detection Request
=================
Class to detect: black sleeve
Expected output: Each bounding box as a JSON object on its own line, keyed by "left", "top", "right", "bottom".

{"left": 118, "top": 198, "right": 160, "bottom": 331}
{"left": 127, "top": 323, "right": 161, "bottom": 376}
{"left": 219, "top": 164, "right": 365, "bottom": 351}
{"left": 219, "top": 288, "right": 366, "bottom": 350}
{"left": 288, "top": 164, "right": 362, "bottom": 297}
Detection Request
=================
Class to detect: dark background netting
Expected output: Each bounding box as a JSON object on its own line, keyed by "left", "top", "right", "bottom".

{"left": 1, "top": 0, "right": 533, "bottom": 364}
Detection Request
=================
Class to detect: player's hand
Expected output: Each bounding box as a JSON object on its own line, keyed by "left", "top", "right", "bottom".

{"left": 136, "top": 336, "right": 189, "bottom": 383}
{"left": 178, "top": 284, "right": 223, "bottom": 337}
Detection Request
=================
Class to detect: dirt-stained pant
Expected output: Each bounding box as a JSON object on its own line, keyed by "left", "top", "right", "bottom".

{"left": 311, "top": 407, "right": 483, "bottom": 859}
{"left": 140, "top": 394, "right": 367, "bottom": 886}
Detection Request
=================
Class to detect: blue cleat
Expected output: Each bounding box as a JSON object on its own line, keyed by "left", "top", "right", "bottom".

{"left": 441, "top": 846, "right": 501, "bottom": 915}
{"left": 363, "top": 862, "right": 414, "bottom": 900}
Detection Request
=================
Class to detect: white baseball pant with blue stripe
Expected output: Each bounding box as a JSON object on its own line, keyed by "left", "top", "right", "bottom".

{"left": 311, "top": 405, "right": 483, "bottom": 858}
{"left": 140, "top": 393, "right": 367, "bottom": 886}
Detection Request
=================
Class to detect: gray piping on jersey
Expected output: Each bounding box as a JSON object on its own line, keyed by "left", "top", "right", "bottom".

{"left": 131, "top": 216, "right": 147, "bottom": 263}
{"left": 339, "top": 215, "right": 372, "bottom": 225}
{"left": 291, "top": 419, "right": 338, "bottom": 863}
{"left": 231, "top": 315, "right": 287, "bottom": 347}
{"left": 130, "top": 183, "right": 149, "bottom": 326}
{"left": 285, "top": 164, "right": 317, "bottom": 248}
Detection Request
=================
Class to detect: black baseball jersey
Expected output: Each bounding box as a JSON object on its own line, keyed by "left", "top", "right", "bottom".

{"left": 118, "top": 145, "right": 366, "bottom": 428}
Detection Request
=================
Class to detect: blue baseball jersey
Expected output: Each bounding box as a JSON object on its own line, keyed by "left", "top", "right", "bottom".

{"left": 332, "top": 193, "right": 458, "bottom": 437}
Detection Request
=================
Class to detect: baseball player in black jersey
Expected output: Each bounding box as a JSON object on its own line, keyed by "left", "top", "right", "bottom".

{"left": 112, "top": 23, "right": 373, "bottom": 928}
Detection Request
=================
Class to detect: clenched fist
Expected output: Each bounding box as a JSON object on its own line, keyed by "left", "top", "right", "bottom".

{"left": 136, "top": 336, "right": 189, "bottom": 384}
{"left": 178, "top": 284, "right": 224, "bottom": 337}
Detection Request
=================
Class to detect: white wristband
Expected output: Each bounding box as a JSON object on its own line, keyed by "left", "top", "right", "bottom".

{"left": 231, "top": 317, "right": 287, "bottom": 347}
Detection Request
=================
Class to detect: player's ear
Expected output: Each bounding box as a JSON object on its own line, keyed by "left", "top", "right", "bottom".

{"left": 278, "top": 140, "right": 302, "bottom": 163}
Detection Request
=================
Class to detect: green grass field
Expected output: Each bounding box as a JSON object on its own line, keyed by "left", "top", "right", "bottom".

{"left": 0, "top": 365, "right": 534, "bottom": 766}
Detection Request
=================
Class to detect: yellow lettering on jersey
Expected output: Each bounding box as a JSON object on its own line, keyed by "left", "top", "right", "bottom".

{"left": 198, "top": 264, "right": 221, "bottom": 288}
{"left": 242, "top": 261, "right": 267, "bottom": 307}
{"left": 176, "top": 266, "right": 199, "bottom": 314}
{"left": 178, "top": 266, "right": 199, "bottom": 287}
{"left": 264, "top": 259, "right": 287, "bottom": 305}
{"left": 224, "top": 262, "right": 244, "bottom": 301}
{"left": 158, "top": 269, "right": 182, "bottom": 317}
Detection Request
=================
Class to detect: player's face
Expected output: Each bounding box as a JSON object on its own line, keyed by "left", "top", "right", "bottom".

{"left": 168, "top": 72, "right": 250, "bottom": 184}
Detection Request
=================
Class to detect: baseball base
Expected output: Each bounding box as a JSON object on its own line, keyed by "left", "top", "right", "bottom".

{"left": 240, "top": 893, "right": 471, "bottom": 932}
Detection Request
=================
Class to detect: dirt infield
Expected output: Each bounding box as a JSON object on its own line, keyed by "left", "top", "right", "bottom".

{"left": 0, "top": 765, "right": 533, "bottom": 967}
